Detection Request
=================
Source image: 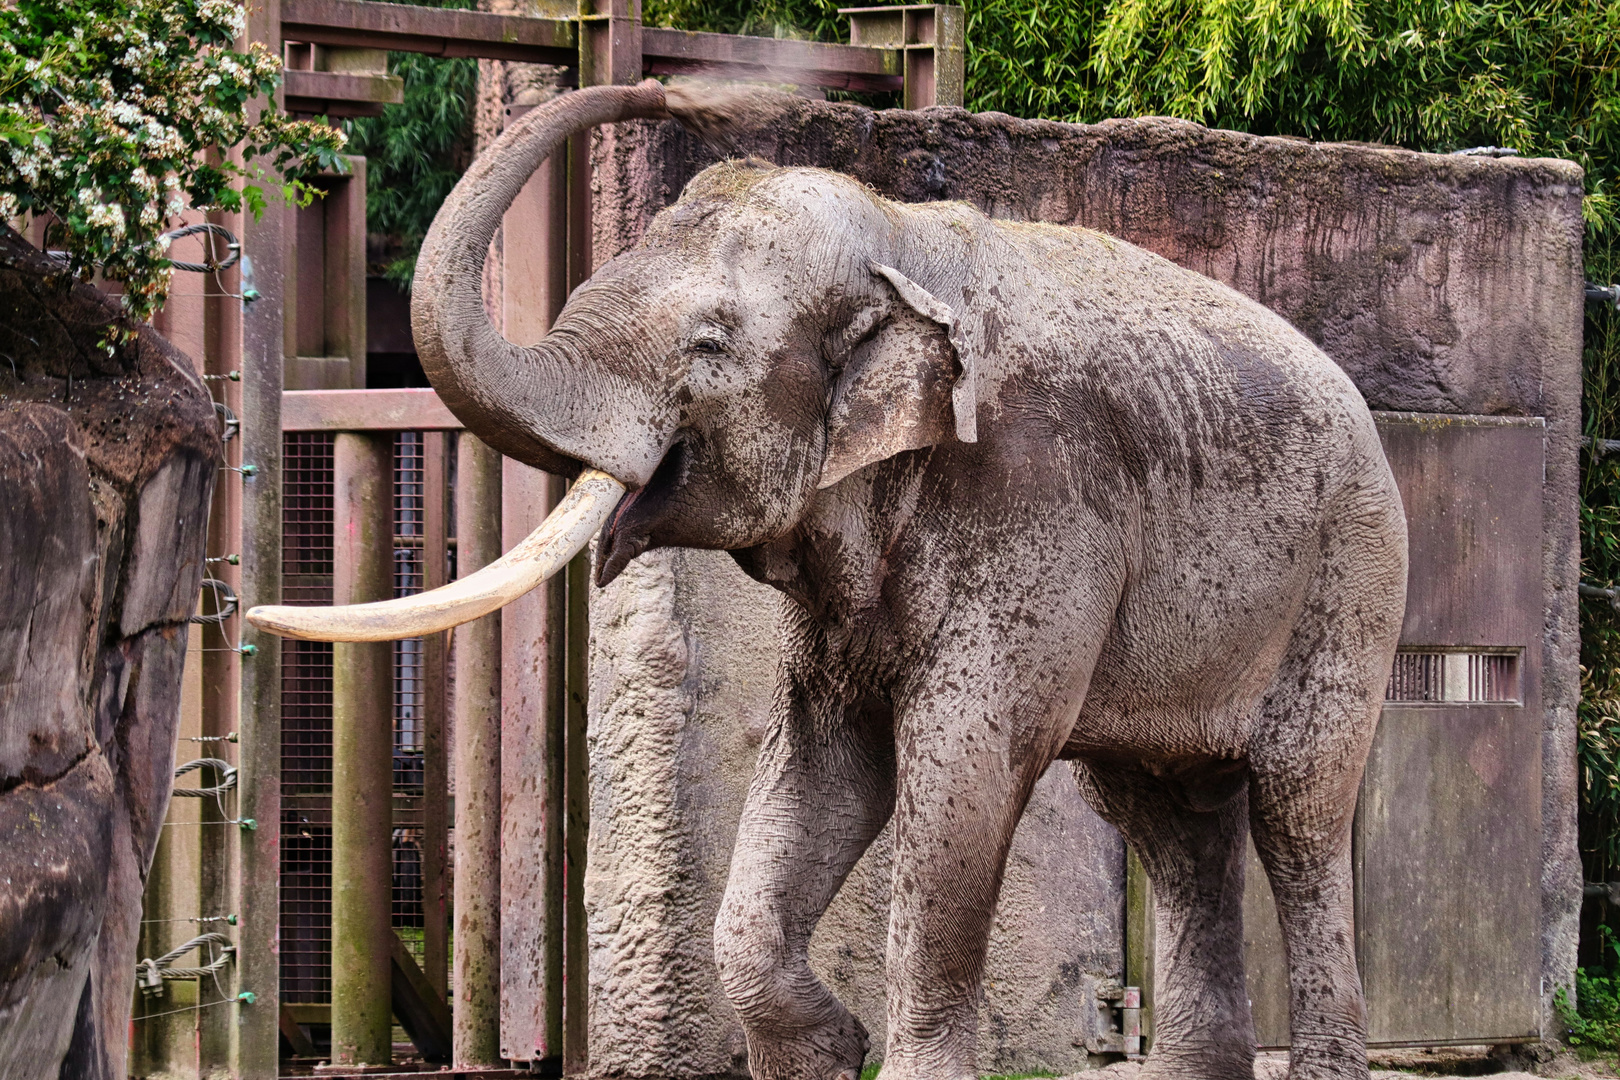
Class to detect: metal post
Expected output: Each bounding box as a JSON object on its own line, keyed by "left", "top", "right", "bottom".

{"left": 840, "top": 4, "right": 965, "bottom": 108}
{"left": 454, "top": 433, "right": 503, "bottom": 1067}
{"left": 329, "top": 432, "right": 396, "bottom": 1067}
{"left": 234, "top": 2, "right": 285, "bottom": 1073}
{"left": 199, "top": 203, "right": 245, "bottom": 1071}
{"left": 561, "top": 5, "right": 640, "bottom": 1071}
{"left": 422, "top": 431, "right": 451, "bottom": 1000}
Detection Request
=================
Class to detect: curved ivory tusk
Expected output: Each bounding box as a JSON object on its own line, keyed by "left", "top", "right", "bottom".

{"left": 245, "top": 469, "right": 626, "bottom": 642}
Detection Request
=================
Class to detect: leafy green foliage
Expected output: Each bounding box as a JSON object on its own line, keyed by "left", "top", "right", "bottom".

{"left": 342, "top": 0, "right": 477, "bottom": 287}
{"left": 643, "top": 0, "right": 845, "bottom": 41}
{"left": 1558, "top": 929, "right": 1620, "bottom": 1048}
{"left": 964, "top": 0, "right": 1620, "bottom": 234}
{"left": 1581, "top": 236, "right": 1620, "bottom": 883}
{"left": 0, "top": 0, "right": 347, "bottom": 327}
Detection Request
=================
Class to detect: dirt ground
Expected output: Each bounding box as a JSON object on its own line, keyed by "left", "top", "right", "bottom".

{"left": 1082, "top": 1046, "right": 1620, "bottom": 1080}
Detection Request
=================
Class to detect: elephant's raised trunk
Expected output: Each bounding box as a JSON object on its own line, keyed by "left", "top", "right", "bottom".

{"left": 249, "top": 83, "right": 670, "bottom": 643}
{"left": 411, "top": 79, "right": 672, "bottom": 481}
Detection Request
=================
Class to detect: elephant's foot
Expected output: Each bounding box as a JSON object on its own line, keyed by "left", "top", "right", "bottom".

{"left": 745, "top": 1008, "right": 869, "bottom": 1080}
{"left": 1138, "top": 1041, "right": 1256, "bottom": 1080}
{"left": 1285, "top": 1044, "right": 1369, "bottom": 1080}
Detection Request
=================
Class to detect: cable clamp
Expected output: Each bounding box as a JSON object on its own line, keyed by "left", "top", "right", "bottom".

{"left": 191, "top": 579, "right": 238, "bottom": 625}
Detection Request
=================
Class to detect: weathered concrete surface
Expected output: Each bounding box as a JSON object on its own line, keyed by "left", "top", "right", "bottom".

{"left": 0, "top": 225, "right": 218, "bottom": 1080}
{"left": 583, "top": 100, "right": 1582, "bottom": 1076}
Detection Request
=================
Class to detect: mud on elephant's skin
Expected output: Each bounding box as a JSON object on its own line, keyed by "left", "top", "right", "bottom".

{"left": 254, "top": 81, "right": 1408, "bottom": 1080}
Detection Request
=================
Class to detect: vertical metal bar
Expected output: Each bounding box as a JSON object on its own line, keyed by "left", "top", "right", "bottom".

{"left": 329, "top": 432, "right": 396, "bottom": 1067}
{"left": 898, "top": 6, "right": 964, "bottom": 109}
{"left": 1124, "top": 847, "right": 1155, "bottom": 1052}
{"left": 562, "top": 6, "right": 641, "bottom": 1072}
{"left": 422, "top": 431, "right": 451, "bottom": 1000}
{"left": 325, "top": 157, "right": 369, "bottom": 389}
{"left": 235, "top": 3, "right": 284, "bottom": 1073}
{"left": 199, "top": 203, "right": 245, "bottom": 1073}
{"left": 454, "top": 433, "right": 503, "bottom": 1067}
{"left": 543, "top": 475, "right": 567, "bottom": 1068}
{"left": 930, "top": 5, "right": 965, "bottom": 108}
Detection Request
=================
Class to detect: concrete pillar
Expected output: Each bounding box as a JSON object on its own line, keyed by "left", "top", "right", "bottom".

{"left": 329, "top": 431, "right": 396, "bottom": 1067}
{"left": 455, "top": 433, "right": 503, "bottom": 1066}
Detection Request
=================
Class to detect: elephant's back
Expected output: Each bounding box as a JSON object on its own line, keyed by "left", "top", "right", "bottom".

{"left": 973, "top": 219, "right": 1401, "bottom": 738}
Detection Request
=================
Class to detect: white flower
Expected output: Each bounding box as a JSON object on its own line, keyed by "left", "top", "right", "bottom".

{"left": 88, "top": 202, "right": 126, "bottom": 237}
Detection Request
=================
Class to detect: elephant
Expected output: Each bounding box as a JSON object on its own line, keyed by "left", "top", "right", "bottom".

{"left": 249, "top": 81, "right": 1408, "bottom": 1080}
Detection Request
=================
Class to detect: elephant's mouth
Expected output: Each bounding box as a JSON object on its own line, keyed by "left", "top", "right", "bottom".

{"left": 596, "top": 438, "right": 690, "bottom": 587}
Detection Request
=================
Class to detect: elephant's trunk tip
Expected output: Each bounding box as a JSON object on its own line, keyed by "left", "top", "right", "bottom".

{"left": 664, "top": 80, "right": 799, "bottom": 151}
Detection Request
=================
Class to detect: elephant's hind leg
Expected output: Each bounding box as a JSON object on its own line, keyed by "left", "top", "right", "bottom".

{"left": 1077, "top": 761, "right": 1257, "bottom": 1080}
{"left": 1249, "top": 490, "right": 1405, "bottom": 1080}
{"left": 715, "top": 669, "right": 896, "bottom": 1080}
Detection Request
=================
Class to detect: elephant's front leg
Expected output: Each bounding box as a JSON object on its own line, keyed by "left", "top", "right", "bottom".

{"left": 715, "top": 677, "right": 896, "bottom": 1080}
{"left": 879, "top": 692, "right": 1067, "bottom": 1080}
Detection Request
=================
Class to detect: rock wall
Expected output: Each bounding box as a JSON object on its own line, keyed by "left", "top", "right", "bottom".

{"left": 0, "top": 226, "right": 218, "bottom": 1080}
{"left": 582, "top": 100, "right": 1584, "bottom": 1079}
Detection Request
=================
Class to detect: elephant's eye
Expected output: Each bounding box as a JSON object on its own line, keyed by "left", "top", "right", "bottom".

{"left": 690, "top": 337, "right": 725, "bottom": 354}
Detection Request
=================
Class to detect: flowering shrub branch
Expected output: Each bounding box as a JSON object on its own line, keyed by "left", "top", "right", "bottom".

{"left": 0, "top": 0, "right": 348, "bottom": 327}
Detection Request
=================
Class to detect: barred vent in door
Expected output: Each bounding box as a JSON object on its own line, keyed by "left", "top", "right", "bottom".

{"left": 1384, "top": 651, "right": 1519, "bottom": 703}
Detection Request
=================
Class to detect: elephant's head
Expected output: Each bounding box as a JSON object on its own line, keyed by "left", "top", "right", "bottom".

{"left": 247, "top": 81, "right": 977, "bottom": 642}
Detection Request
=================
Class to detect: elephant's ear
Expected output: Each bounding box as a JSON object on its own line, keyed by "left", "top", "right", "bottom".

{"left": 818, "top": 263, "right": 978, "bottom": 490}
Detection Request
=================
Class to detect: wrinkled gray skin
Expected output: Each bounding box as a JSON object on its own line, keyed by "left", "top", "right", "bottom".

{"left": 414, "top": 82, "right": 1408, "bottom": 1080}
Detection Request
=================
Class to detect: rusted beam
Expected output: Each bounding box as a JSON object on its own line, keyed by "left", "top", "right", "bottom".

{"left": 283, "top": 68, "right": 404, "bottom": 117}
{"left": 392, "top": 931, "right": 453, "bottom": 1061}
{"left": 329, "top": 432, "right": 396, "bottom": 1068}
{"left": 640, "top": 27, "right": 903, "bottom": 92}
{"left": 839, "top": 4, "right": 964, "bottom": 107}
{"left": 281, "top": 0, "right": 913, "bottom": 90}
{"left": 282, "top": 0, "right": 579, "bottom": 64}
{"left": 282, "top": 387, "right": 464, "bottom": 431}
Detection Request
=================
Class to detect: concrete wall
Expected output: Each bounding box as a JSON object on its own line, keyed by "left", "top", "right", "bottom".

{"left": 581, "top": 100, "right": 1585, "bottom": 1080}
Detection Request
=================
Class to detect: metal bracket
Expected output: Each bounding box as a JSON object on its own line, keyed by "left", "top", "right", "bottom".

{"left": 1085, "top": 980, "right": 1143, "bottom": 1056}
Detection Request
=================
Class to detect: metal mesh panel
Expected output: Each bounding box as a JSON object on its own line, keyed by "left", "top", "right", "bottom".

{"left": 281, "top": 432, "right": 335, "bottom": 1003}
{"left": 279, "top": 431, "right": 445, "bottom": 991}
{"left": 280, "top": 807, "right": 333, "bottom": 1003}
